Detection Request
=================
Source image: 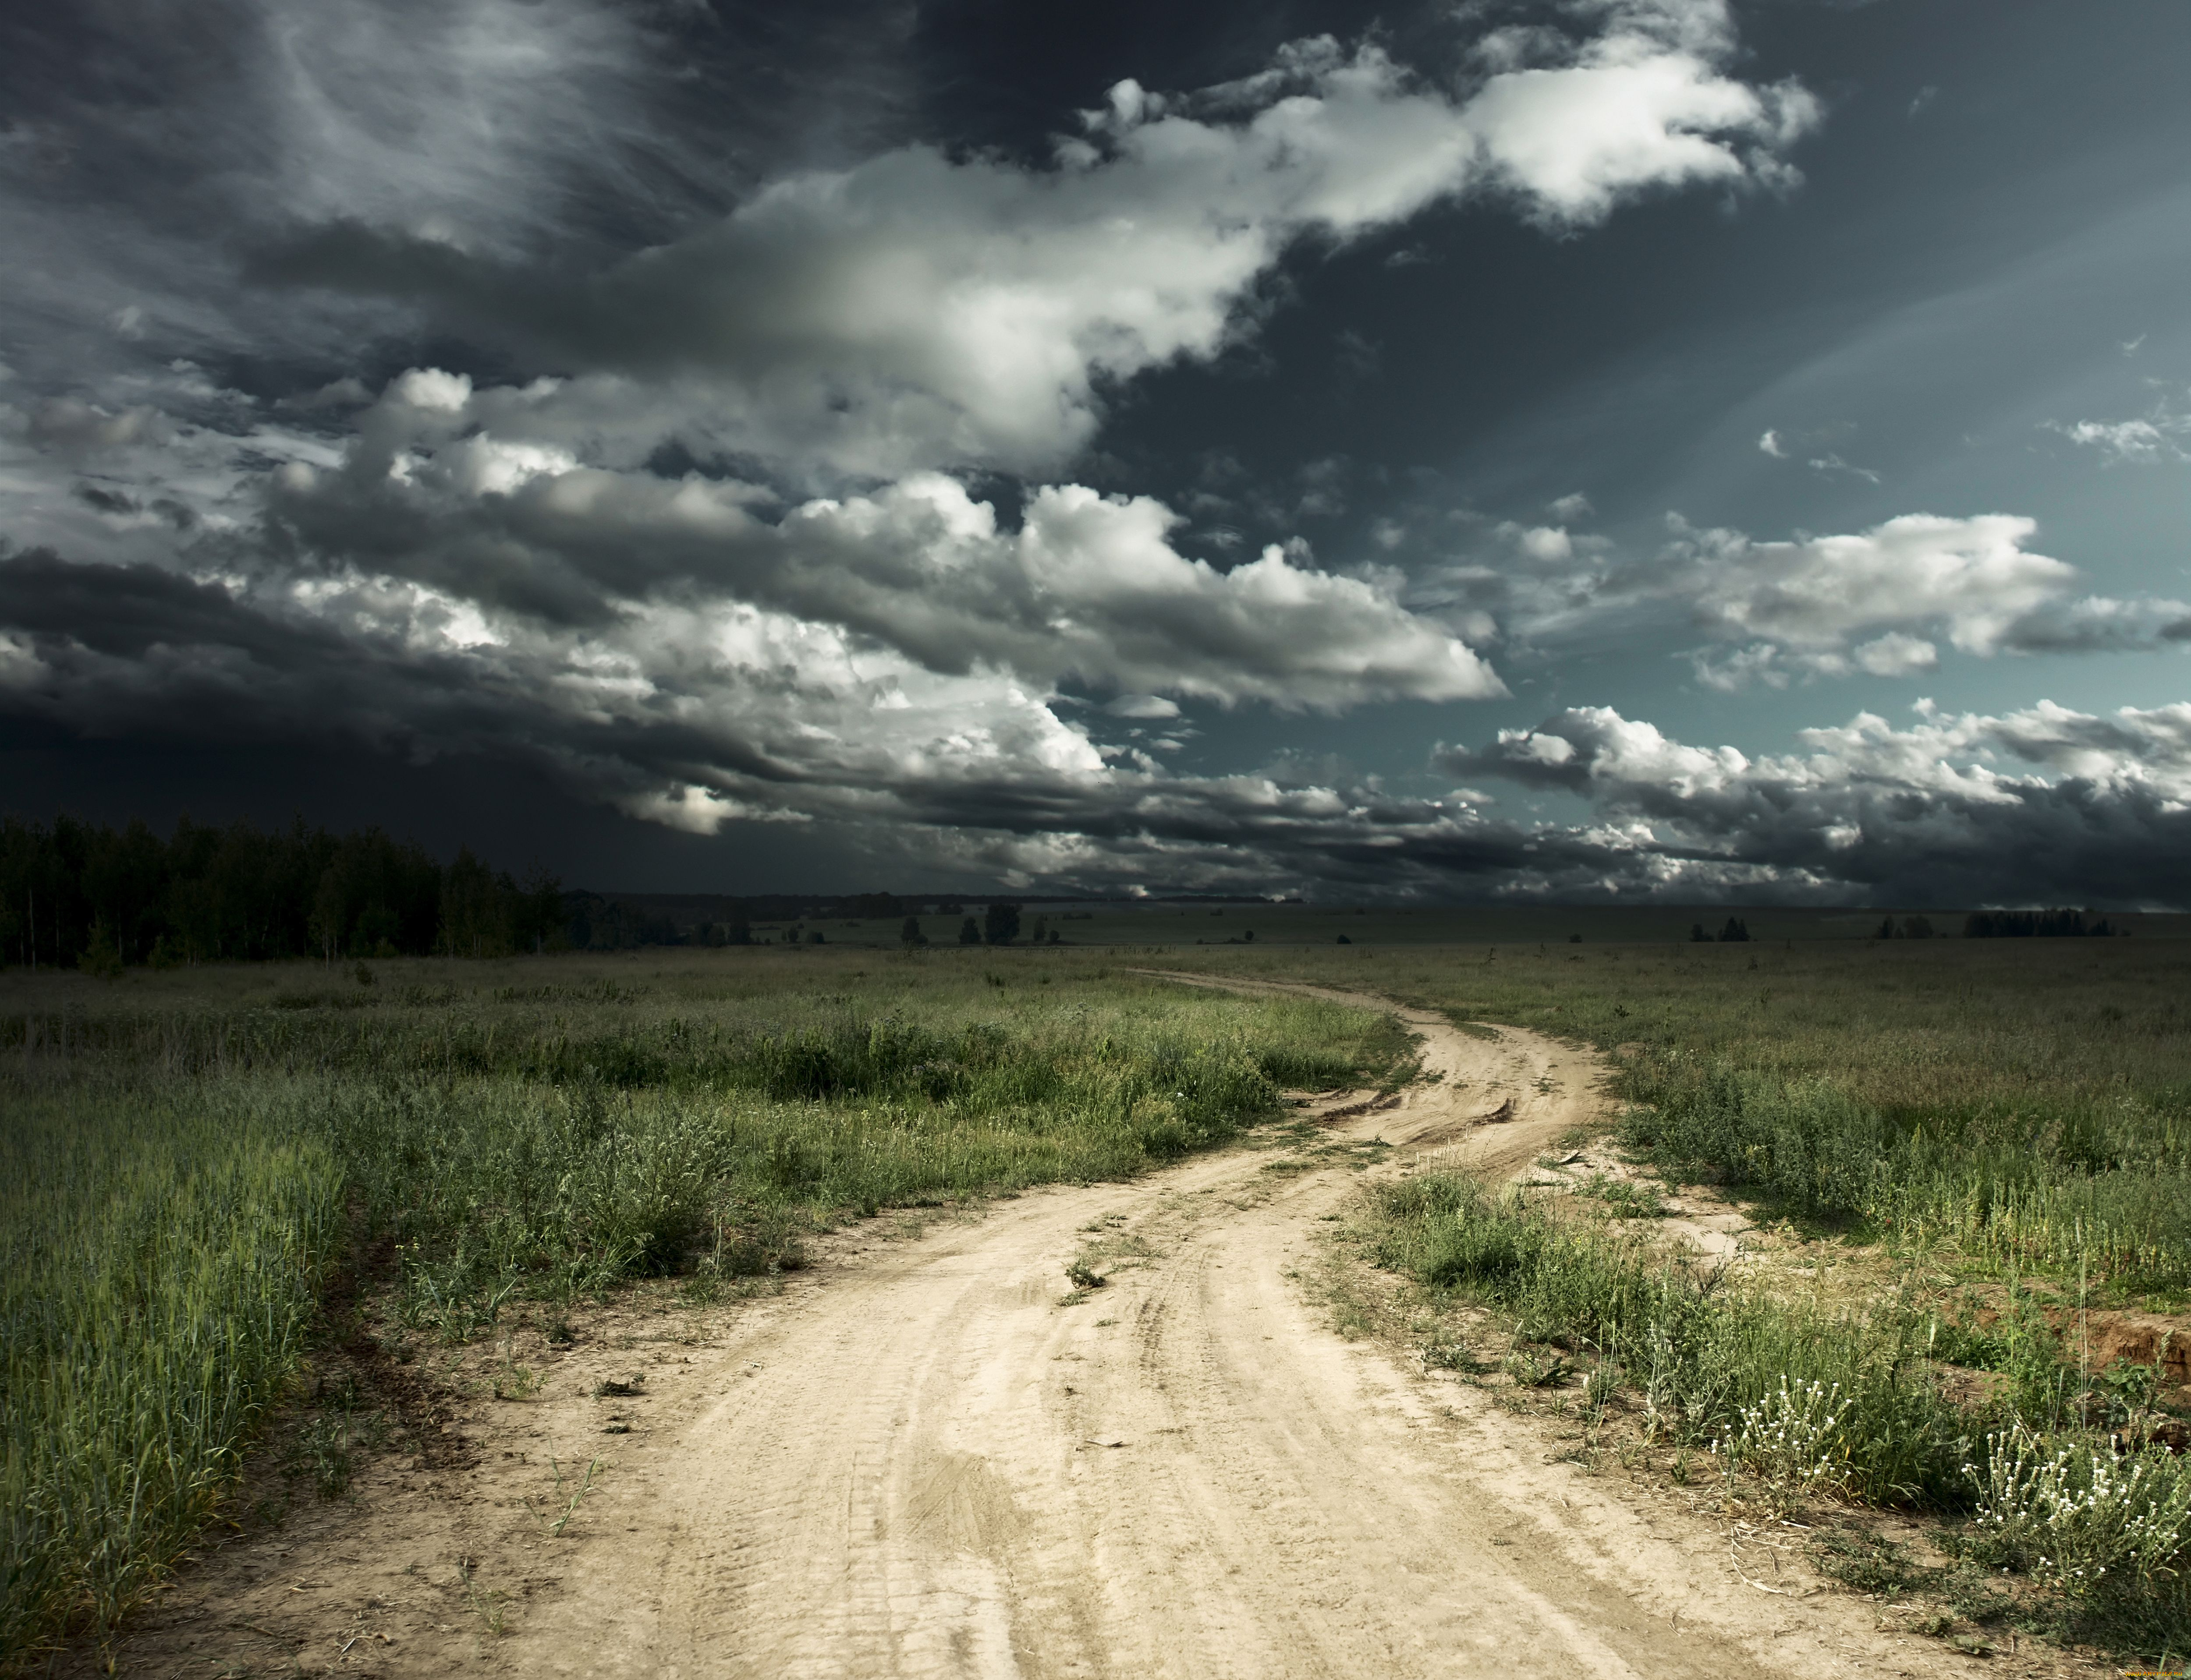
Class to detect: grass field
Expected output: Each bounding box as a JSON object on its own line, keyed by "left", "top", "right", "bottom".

{"left": 0, "top": 950, "right": 1409, "bottom": 1666}
{"left": 1139, "top": 934, "right": 2191, "bottom": 1654}
{"left": 1155, "top": 934, "right": 2191, "bottom": 1307}
{"left": 6, "top": 929, "right": 2189, "bottom": 1665}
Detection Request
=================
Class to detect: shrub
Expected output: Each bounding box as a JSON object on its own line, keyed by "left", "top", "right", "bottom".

{"left": 1722, "top": 1376, "right": 1856, "bottom": 1503}
{"left": 1965, "top": 1425, "right": 2191, "bottom": 1596}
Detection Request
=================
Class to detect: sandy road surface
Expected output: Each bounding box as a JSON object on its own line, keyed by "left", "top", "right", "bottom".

{"left": 477, "top": 980, "right": 1987, "bottom": 1680}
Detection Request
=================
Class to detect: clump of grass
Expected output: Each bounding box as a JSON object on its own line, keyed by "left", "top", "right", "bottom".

{"left": 1577, "top": 1173, "right": 1668, "bottom": 1219}
{"left": 1371, "top": 1172, "right": 1972, "bottom": 1505}
{"left": 287, "top": 1405, "right": 391, "bottom": 1501}
{"left": 1619, "top": 1062, "right": 2191, "bottom": 1291}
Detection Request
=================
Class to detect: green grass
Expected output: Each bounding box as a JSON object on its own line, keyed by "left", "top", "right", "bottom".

{"left": 1371, "top": 1172, "right": 1974, "bottom": 1503}
{"left": 1364, "top": 1172, "right": 2191, "bottom": 1648}
{"left": 1152, "top": 936, "right": 2191, "bottom": 1302}
{"left": 0, "top": 949, "right": 1409, "bottom": 1666}
{"left": 1241, "top": 931, "right": 2191, "bottom": 1659}
{"left": 1, "top": 1092, "right": 342, "bottom": 1659}
{"left": 15, "top": 931, "right": 2191, "bottom": 1664}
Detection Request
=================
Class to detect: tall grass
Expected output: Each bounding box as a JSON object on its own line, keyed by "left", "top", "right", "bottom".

{"left": 0, "top": 952, "right": 1407, "bottom": 1665}
{"left": 1372, "top": 1173, "right": 1972, "bottom": 1504}
{"left": 1616, "top": 1060, "right": 2191, "bottom": 1291}
{"left": 1, "top": 1088, "right": 342, "bottom": 1658}
{"left": 1159, "top": 937, "right": 2191, "bottom": 1299}
{"left": 1367, "top": 1171, "right": 2191, "bottom": 1649}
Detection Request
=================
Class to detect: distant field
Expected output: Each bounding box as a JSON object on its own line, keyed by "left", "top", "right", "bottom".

{"left": 763, "top": 901, "right": 2191, "bottom": 949}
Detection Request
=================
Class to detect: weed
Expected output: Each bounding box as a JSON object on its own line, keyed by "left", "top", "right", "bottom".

{"left": 531, "top": 1456, "right": 604, "bottom": 1537}
{"left": 1422, "top": 1336, "right": 1485, "bottom": 1376}
{"left": 1504, "top": 1347, "right": 1573, "bottom": 1388}
{"left": 1721, "top": 1376, "right": 1855, "bottom": 1506}
{"left": 1809, "top": 1528, "right": 1924, "bottom": 1597}
{"left": 1964, "top": 1424, "right": 2191, "bottom": 1594}
{"left": 1577, "top": 1173, "right": 1668, "bottom": 1219}
{"left": 490, "top": 1341, "right": 539, "bottom": 1401}
{"left": 457, "top": 1555, "right": 511, "bottom": 1636}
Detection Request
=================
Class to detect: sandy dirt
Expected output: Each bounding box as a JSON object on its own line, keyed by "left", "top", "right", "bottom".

{"left": 74, "top": 980, "right": 2097, "bottom": 1679}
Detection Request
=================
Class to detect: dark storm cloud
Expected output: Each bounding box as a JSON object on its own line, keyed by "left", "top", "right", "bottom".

{"left": 5, "top": 0, "right": 2190, "bottom": 902}
{"left": 0, "top": 0, "right": 928, "bottom": 448}
{"left": 1438, "top": 700, "right": 2191, "bottom": 906}
{"left": 0, "top": 545, "right": 1697, "bottom": 898}
{"left": 0, "top": 545, "right": 518, "bottom": 751}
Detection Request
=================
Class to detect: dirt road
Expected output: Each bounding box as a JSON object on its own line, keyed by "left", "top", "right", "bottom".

{"left": 92, "top": 980, "right": 2020, "bottom": 1678}
{"left": 488, "top": 981, "right": 1976, "bottom": 1680}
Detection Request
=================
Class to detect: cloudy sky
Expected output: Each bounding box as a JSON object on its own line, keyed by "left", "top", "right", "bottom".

{"left": 5, "top": 0, "right": 2190, "bottom": 903}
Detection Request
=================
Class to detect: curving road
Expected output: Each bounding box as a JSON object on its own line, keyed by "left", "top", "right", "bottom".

{"left": 504, "top": 983, "right": 1968, "bottom": 1680}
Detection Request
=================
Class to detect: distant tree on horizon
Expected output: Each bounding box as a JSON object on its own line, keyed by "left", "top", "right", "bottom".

{"left": 1964, "top": 908, "right": 2116, "bottom": 938}
{"left": 0, "top": 811, "right": 542, "bottom": 969}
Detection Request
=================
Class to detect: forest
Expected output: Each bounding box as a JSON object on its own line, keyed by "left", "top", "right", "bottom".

{"left": 0, "top": 814, "right": 564, "bottom": 970}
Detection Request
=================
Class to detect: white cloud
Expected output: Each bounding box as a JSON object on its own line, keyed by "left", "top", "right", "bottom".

{"left": 1461, "top": 697, "right": 2191, "bottom": 813}
{"left": 263, "top": 439, "right": 1507, "bottom": 711}
{"left": 1515, "top": 524, "right": 1575, "bottom": 562}
{"left": 390, "top": 368, "right": 474, "bottom": 413}
{"left": 1457, "top": 506, "right": 2191, "bottom": 689}
{"left": 1690, "top": 641, "right": 1787, "bottom": 692}
{"left": 262, "top": 13, "right": 1817, "bottom": 481}
{"left": 2050, "top": 415, "right": 2187, "bottom": 466}
{"left": 1107, "top": 693, "right": 1182, "bottom": 719}
{"left": 1852, "top": 632, "right": 1938, "bottom": 676}
{"left": 1806, "top": 450, "right": 1880, "bottom": 484}
{"left": 1757, "top": 428, "right": 1787, "bottom": 456}
{"left": 1681, "top": 513, "right": 2077, "bottom": 654}
{"left": 1461, "top": 11, "right": 1816, "bottom": 225}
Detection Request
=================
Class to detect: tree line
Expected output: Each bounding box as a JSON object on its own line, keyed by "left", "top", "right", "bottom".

{"left": 0, "top": 814, "right": 564, "bottom": 970}
{"left": 1962, "top": 908, "right": 2120, "bottom": 938}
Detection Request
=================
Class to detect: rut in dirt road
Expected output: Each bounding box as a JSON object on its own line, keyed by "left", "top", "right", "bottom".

{"left": 500, "top": 982, "right": 1976, "bottom": 1680}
